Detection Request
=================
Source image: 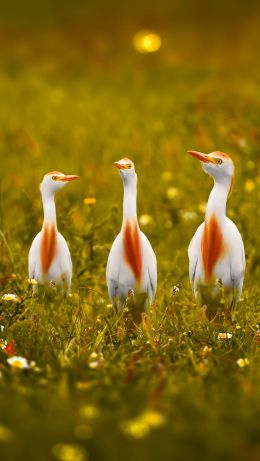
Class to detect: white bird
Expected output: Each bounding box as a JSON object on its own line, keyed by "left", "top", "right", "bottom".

{"left": 28, "top": 171, "right": 80, "bottom": 294}
{"left": 106, "top": 158, "right": 157, "bottom": 313}
{"left": 187, "top": 150, "right": 245, "bottom": 321}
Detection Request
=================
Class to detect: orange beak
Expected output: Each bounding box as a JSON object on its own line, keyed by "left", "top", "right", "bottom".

{"left": 187, "top": 150, "right": 217, "bottom": 164}
{"left": 114, "top": 162, "right": 127, "bottom": 170}
{"left": 58, "top": 175, "right": 80, "bottom": 182}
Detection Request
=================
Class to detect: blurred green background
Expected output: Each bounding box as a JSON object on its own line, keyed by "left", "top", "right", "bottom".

{"left": 0, "top": 2, "right": 260, "bottom": 461}
{"left": 1, "top": 0, "right": 260, "bottom": 67}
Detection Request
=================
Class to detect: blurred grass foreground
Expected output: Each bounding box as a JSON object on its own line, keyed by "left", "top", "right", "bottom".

{"left": 0, "top": 1, "right": 260, "bottom": 461}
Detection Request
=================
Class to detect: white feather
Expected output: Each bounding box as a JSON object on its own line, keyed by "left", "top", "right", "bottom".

{"left": 28, "top": 171, "right": 79, "bottom": 294}
{"left": 29, "top": 231, "right": 72, "bottom": 293}
{"left": 106, "top": 230, "right": 157, "bottom": 308}
{"left": 189, "top": 218, "right": 245, "bottom": 305}
{"left": 106, "top": 158, "right": 157, "bottom": 310}
{"left": 187, "top": 150, "right": 245, "bottom": 314}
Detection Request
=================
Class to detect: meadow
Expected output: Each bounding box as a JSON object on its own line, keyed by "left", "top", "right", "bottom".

{"left": 0, "top": 47, "right": 260, "bottom": 460}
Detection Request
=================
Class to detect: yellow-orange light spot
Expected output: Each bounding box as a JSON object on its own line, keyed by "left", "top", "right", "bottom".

{"left": 198, "top": 201, "right": 207, "bottom": 213}
{"left": 139, "top": 214, "right": 153, "bottom": 227}
{"left": 244, "top": 179, "right": 255, "bottom": 192}
{"left": 166, "top": 187, "right": 180, "bottom": 200}
{"left": 237, "top": 358, "right": 250, "bottom": 368}
{"left": 83, "top": 197, "right": 96, "bottom": 206}
{"left": 133, "top": 31, "right": 162, "bottom": 54}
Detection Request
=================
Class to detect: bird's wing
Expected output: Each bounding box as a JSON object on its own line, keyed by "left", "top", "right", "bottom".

{"left": 106, "top": 234, "right": 121, "bottom": 302}
{"left": 107, "top": 277, "right": 119, "bottom": 302}
{"left": 226, "top": 218, "right": 245, "bottom": 293}
{"left": 188, "top": 222, "right": 204, "bottom": 287}
{"left": 140, "top": 232, "right": 157, "bottom": 301}
{"left": 57, "top": 233, "right": 72, "bottom": 291}
{"left": 28, "top": 232, "right": 42, "bottom": 279}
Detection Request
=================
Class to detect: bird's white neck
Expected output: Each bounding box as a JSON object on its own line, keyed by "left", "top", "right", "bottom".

{"left": 122, "top": 177, "right": 138, "bottom": 225}
{"left": 41, "top": 191, "right": 57, "bottom": 227}
{"left": 206, "top": 178, "right": 231, "bottom": 223}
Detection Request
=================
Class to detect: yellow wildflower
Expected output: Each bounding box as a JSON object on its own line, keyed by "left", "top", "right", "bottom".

{"left": 166, "top": 187, "right": 180, "bottom": 200}
{"left": 244, "top": 179, "right": 255, "bottom": 192}
{"left": 236, "top": 358, "right": 250, "bottom": 368}
{"left": 121, "top": 409, "right": 166, "bottom": 439}
{"left": 89, "top": 352, "right": 98, "bottom": 359}
{"left": 75, "top": 381, "right": 93, "bottom": 391}
{"left": 79, "top": 405, "right": 99, "bottom": 420}
{"left": 140, "top": 410, "right": 166, "bottom": 428}
{"left": 196, "top": 362, "right": 208, "bottom": 374}
{"left": 199, "top": 345, "right": 212, "bottom": 357}
{"left": 218, "top": 332, "right": 232, "bottom": 340}
{"left": 121, "top": 420, "right": 150, "bottom": 439}
{"left": 181, "top": 210, "right": 197, "bottom": 220}
{"left": 89, "top": 361, "right": 100, "bottom": 369}
{"left": 161, "top": 171, "right": 173, "bottom": 182}
{"left": 83, "top": 197, "right": 96, "bottom": 206}
{"left": 2, "top": 294, "right": 21, "bottom": 303}
{"left": 0, "top": 339, "right": 7, "bottom": 349}
{"left": 198, "top": 201, "right": 207, "bottom": 213}
{"left": 139, "top": 214, "right": 153, "bottom": 227}
{"left": 52, "top": 443, "right": 87, "bottom": 461}
{"left": 28, "top": 278, "right": 38, "bottom": 285}
{"left": 7, "top": 356, "right": 29, "bottom": 369}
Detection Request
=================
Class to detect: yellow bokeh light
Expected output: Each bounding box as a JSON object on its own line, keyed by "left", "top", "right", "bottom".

{"left": 133, "top": 30, "right": 162, "bottom": 54}
{"left": 83, "top": 197, "right": 96, "bottom": 206}
{"left": 244, "top": 179, "right": 255, "bottom": 192}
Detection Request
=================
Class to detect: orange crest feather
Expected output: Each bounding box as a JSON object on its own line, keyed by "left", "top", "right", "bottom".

{"left": 46, "top": 171, "right": 63, "bottom": 176}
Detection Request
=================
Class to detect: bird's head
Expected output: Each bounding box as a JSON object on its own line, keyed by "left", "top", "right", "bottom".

{"left": 187, "top": 150, "right": 234, "bottom": 185}
{"left": 40, "top": 171, "right": 80, "bottom": 195}
{"left": 114, "top": 158, "right": 137, "bottom": 186}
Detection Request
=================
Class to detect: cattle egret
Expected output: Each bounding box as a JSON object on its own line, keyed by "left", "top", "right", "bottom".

{"left": 187, "top": 151, "right": 245, "bottom": 321}
{"left": 106, "top": 158, "right": 157, "bottom": 314}
{"left": 28, "top": 171, "right": 79, "bottom": 294}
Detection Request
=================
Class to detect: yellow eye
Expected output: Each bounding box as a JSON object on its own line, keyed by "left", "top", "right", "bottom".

{"left": 52, "top": 176, "right": 58, "bottom": 180}
{"left": 126, "top": 164, "right": 132, "bottom": 169}
{"left": 216, "top": 159, "right": 223, "bottom": 164}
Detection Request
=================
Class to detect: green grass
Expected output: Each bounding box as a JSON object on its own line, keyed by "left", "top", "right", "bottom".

{"left": 0, "top": 62, "right": 259, "bottom": 461}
